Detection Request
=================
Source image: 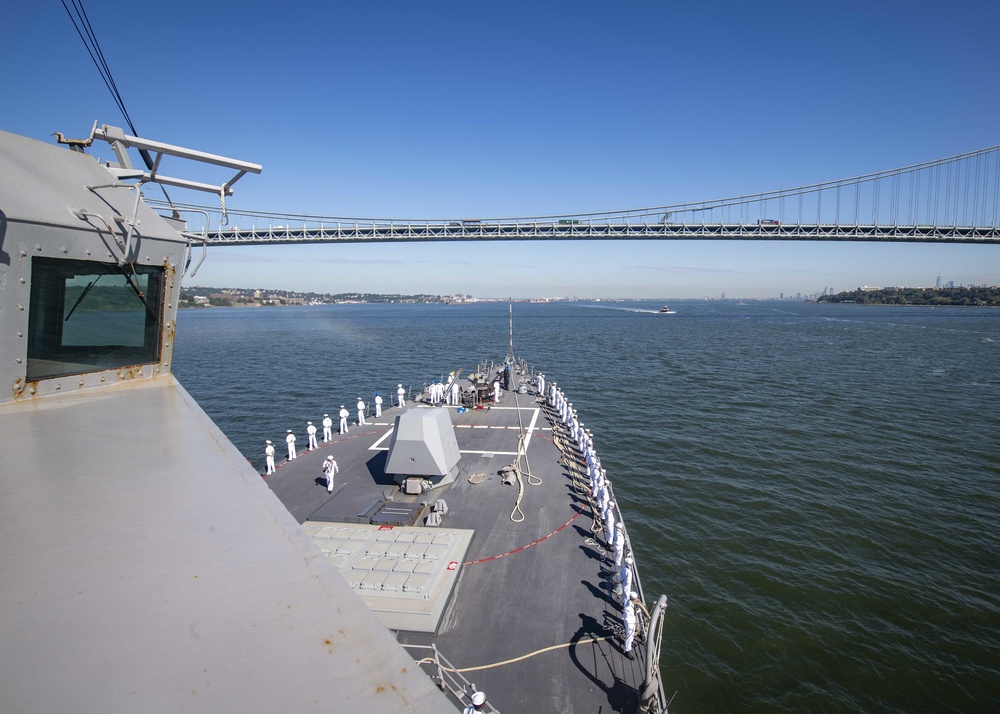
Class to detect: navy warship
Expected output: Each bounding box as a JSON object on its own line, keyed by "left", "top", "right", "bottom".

{"left": 0, "top": 124, "right": 669, "bottom": 712}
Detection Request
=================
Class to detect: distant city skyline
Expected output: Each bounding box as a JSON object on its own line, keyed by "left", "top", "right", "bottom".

{"left": 5, "top": 1, "right": 999, "bottom": 297}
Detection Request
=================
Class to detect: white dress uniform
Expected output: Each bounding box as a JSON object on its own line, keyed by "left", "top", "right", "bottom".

{"left": 623, "top": 600, "right": 637, "bottom": 657}
{"left": 357, "top": 399, "right": 367, "bottom": 425}
{"left": 619, "top": 557, "right": 634, "bottom": 603}
{"left": 338, "top": 406, "right": 349, "bottom": 434}
{"left": 323, "top": 457, "right": 338, "bottom": 493}
{"left": 451, "top": 381, "right": 460, "bottom": 406}
{"left": 306, "top": 421, "right": 318, "bottom": 450}
{"left": 604, "top": 503, "right": 616, "bottom": 549}
{"left": 374, "top": 393, "right": 383, "bottom": 418}
{"left": 397, "top": 384, "right": 405, "bottom": 408}
{"left": 264, "top": 441, "right": 276, "bottom": 475}
{"left": 493, "top": 379, "right": 501, "bottom": 403}
{"left": 322, "top": 414, "right": 333, "bottom": 442}
{"left": 285, "top": 430, "right": 297, "bottom": 460}
{"left": 613, "top": 522, "right": 626, "bottom": 569}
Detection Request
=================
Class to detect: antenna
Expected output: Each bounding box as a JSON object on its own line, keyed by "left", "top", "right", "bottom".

{"left": 509, "top": 298, "right": 514, "bottom": 358}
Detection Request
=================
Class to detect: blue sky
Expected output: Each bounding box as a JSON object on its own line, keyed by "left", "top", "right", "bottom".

{"left": 5, "top": 1, "right": 999, "bottom": 298}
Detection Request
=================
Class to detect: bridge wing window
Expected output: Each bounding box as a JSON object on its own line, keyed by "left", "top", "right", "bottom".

{"left": 27, "top": 257, "right": 164, "bottom": 380}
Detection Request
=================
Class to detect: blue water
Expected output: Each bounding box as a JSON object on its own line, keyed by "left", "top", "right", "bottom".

{"left": 172, "top": 301, "right": 1000, "bottom": 713}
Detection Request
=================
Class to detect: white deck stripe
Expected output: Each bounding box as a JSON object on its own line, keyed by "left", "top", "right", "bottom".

{"left": 368, "top": 428, "right": 395, "bottom": 450}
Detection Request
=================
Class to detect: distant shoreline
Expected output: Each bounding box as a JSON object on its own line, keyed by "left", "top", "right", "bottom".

{"left": 817, "top": 286, "right": 999, "bottom": 307}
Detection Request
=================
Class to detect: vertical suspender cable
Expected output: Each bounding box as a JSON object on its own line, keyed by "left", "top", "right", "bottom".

{"left": 973, "top": 153, "right": 982, "bottom": 226}
{"left": 992, "top": 151, "right": 999, "bottom": 228}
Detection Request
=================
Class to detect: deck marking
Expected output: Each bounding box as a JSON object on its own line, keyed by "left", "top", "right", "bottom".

{"left": 521, "top": 408, "right": 540, "bottom": 452}
{"left": 463, "top": 509, "right": 582, "bottom": 566}
{"left": 368, "top": 428, "right": 395, "bottom": 451}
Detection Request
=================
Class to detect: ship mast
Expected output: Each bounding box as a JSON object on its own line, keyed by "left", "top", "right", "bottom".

{"left": 508, "top": 297, "right": 514, "bottom": 359}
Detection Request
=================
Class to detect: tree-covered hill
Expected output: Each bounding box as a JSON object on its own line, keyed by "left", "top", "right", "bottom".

{"left": 817, "top": 286, "right": 1000, "bottom": 306}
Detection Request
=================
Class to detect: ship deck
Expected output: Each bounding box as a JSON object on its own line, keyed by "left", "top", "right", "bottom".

{"left": 264, "top": 371, "right": 649, "bottom": 713}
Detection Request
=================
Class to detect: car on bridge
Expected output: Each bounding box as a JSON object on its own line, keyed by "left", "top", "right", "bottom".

{"left": 757, "top": 219, "right": 780, "bottom": 225}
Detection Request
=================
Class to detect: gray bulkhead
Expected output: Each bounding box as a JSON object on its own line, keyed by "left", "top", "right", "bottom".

{"left": 0, "top": 129, "right": 450, "bottom": 712}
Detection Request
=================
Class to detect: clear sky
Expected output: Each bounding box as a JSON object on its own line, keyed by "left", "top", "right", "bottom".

{"left": 5, "top": 1, "right": 999, "bottom": 298}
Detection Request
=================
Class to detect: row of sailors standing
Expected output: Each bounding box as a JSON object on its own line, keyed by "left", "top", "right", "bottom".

{"left": 542, "top": 372, "right": 646, "bottom": 661}
{"left": 262, "top": 383, "right": 409, "bottom": 475}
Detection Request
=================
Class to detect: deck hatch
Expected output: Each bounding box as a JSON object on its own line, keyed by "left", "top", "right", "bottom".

{"left": 301, "top": 522, "right": 473, "bottom": 632}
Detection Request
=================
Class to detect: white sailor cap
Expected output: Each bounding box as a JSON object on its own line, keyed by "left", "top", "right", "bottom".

{"left": 616, "top": 522, "right": 624, "bottom": 530}
{"left": 287, "top": 429, "right": 292, "bottom": 433}
{"left": 630, "top": 591, "right": 639, "bottom": 599}
{"left": 398, "top": 383, "right": 402, "bottom": 387}
{"left": 340, "top": 405, "right": 345, "bottom": 408}
{"left": 471, "top": 692, "right": 486, "bottom": 705}
{"left": 625, "top": 555, "right": 633, "bottom": 563}
{"left": 324, "top": 413, "right": 328, "bottom": 417}
{"left": 307, "top": 421, "right": 312, "bottom": 425}
{"left": 265, "top": 440, "right": 271, "bottom": 444}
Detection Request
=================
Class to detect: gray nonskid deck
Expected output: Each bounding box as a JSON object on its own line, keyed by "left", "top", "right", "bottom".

{"left": 264, "top": 381, "right": 648, "bottom": 713}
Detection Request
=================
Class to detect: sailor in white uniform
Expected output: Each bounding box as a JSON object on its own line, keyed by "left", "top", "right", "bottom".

{"left": 285, "top": 429, "right": 297, "bottom": 461}
{"left": 264, "top": 440, "right": 276, "bottom": 475}
{"left": 622, "top": 596, "right": 638, "bottom": 660}
{"left": 537, "top": 372, "right": 545, "bottom": 396}
{"left": 492, "top": 378, "right": 501, "bottom": 403}
{"left": 306, "top": 421, "right": 318, "bottom": 450}
{"left": 397, "top": 383, "right": 405, "bottom": 408}
{"left": 463, "top": 690, "right": 487, "bottom": 713}
{"left": 604, "top": 501, "right": 616, "bottom": 550}
{"left": 450, "top": 379, "right": 460, "bottom": 406}
{"left": 338, "top": 405, "right": 349, "bottom": 434}
{"left": 322, "top": 413, "right": 333, "bottom": 443}
{"left": 374, "top": 392, "right": 383, "bottom": 418}
{"left": 619, "top": 555, "right": 634, "bottom": 604}
{"left": 357, "top": 398, "right": 367, "bottom": 425}
{"left": 323, "top": 456, "right": 339, "bottom": 493}
{"left": 445, "top": 372, "right": 456, "bottom": 405}
{"left": 613, "top": 521, "right": 626, "bottom": 570}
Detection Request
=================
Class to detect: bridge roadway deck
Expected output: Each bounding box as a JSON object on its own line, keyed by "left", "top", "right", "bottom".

{"left": 262, "top": 381, "right": 649, "bottom": 713}
{"left": 204, "top": 222, "right": 1000, "bottom": 244}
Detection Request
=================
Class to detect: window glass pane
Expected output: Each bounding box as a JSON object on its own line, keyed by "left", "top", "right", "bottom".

{"left": 27, "top": 258, "right": 164, "bottom": 380}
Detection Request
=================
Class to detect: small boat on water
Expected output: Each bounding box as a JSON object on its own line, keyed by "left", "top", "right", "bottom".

{"left": 658, "top": 306, "right": 677, "bottom": 314}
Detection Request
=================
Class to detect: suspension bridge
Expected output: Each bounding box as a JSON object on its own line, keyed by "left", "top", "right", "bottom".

{"left": 149, "top": 144, "right": 1000, "bottom": 246}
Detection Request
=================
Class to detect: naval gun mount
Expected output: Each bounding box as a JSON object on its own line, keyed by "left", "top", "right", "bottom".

{"left": 384, "top": 408, "right": 461, "bottom": 496}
